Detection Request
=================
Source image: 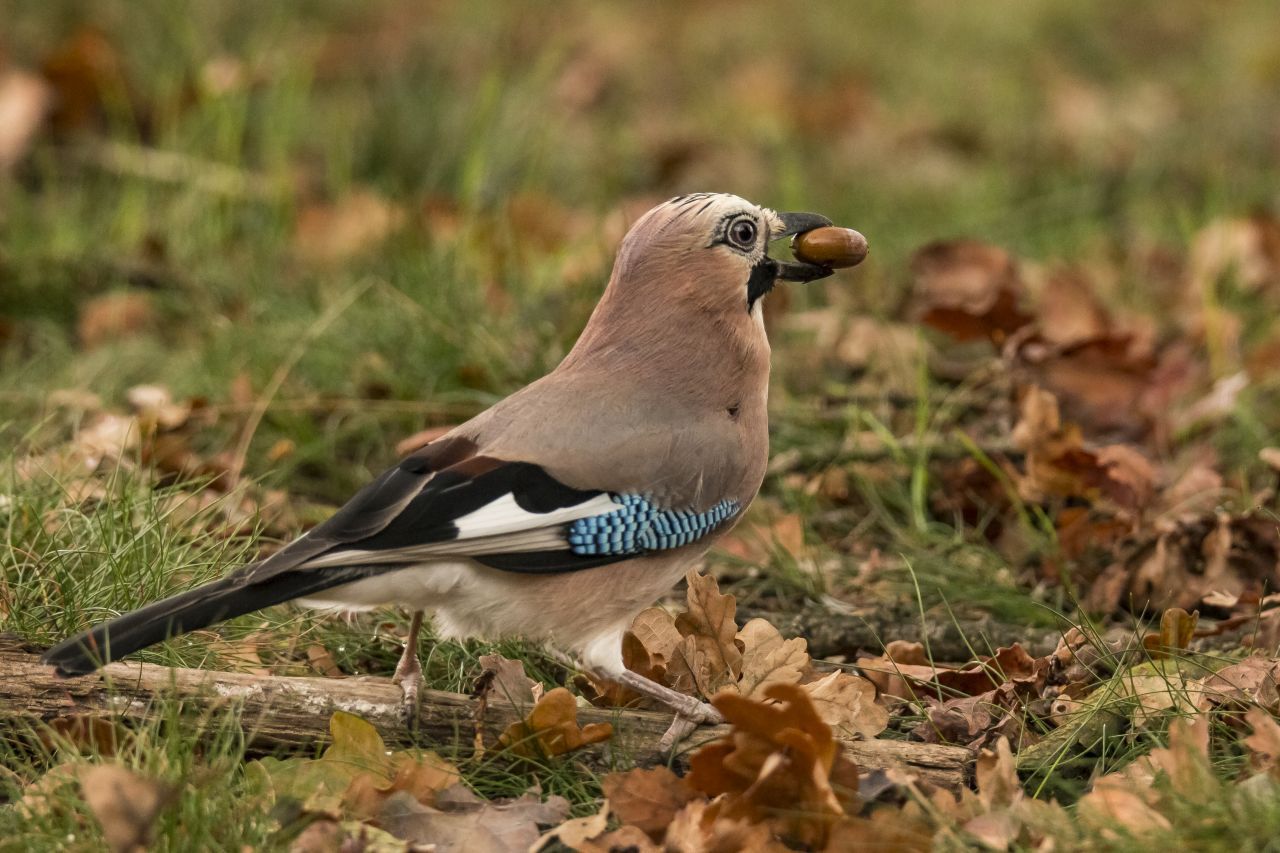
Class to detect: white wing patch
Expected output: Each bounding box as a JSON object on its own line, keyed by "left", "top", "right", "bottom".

{"left": 453, "top": 492, "right": 621, "bottom": 538}
{"left": 304, "top": 492, "right": 622, "bottom": 568}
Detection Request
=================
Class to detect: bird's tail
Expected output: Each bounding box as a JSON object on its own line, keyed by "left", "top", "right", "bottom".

{"left": 42, "top": 564, "right": 378, "bottom": 676}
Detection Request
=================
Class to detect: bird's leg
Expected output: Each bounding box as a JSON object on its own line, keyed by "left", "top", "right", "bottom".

{"left": 593, "top": 668, "right": 725, "bottom": 749}
{"left": 392, "top": 610, "right": 425, "bottom": 720}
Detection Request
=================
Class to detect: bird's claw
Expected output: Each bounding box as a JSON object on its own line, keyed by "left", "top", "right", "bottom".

{"left": 658, "top": 698, "right": 724, "bottom": 750}
{"left": 392, "top": 656, "right": 423, "bottom": 725}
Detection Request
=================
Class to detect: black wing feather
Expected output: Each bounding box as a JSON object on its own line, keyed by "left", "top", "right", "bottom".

{"left": 42, "top": 436, "right": 629, "bottom": 675}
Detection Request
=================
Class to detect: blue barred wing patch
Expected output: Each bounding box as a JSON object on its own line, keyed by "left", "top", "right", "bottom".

{"left": 566, "top": 494, "right": 739, "bottom": 556}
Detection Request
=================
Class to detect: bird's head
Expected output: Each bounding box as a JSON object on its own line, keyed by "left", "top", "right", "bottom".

{"left": 610, "top": 192, "right": 841, "bottom": 315}
{"left": 564, "top": 192, "right": 864, "bottom": 373}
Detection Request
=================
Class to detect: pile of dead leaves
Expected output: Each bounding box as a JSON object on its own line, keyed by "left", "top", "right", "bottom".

{"left": 254, "top": 713, "right": 575, "bottom": 851}
{"left": 16, "top": 380, "right": 315, "bottom": 545}
{"left": 581, "top": 570, "right": 887, "bottom": 739}
{"left": 540, "top": 683, "right": 866, "bottom": 852}
{"left": 538, "top": 679, "right": 1280, "bottom": 852}
{"left": 896, "top": 227, "right": 1280, "bottom": 620}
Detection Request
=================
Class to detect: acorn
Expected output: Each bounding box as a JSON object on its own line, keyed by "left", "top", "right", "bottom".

{"left": 791, "top": 226, "right": 869, "bottom": 269}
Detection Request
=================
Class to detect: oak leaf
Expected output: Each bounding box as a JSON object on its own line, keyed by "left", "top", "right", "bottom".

{"left": 804, "top": 670, "right": 888, "bottom": 738}
{"left": 77, "top": 765, "right": 174, "bottom": 853}
{"left": 1244, "top": 707, "right": 1280, "bottom": 778}
{"left": 379, "top": 788, "right": 569, "bottom": 853}
{"left": 255, "top": 712, "right": 459, "bottom": 818}
{"left": 1141, "top": 607, "right": 1198, "bottom": 658}
{"left": 601, "top": 766, "right": 698, "bottom": 841}
{"left": 670, "top": 570, "right": 744, "bottom": 697}
{"left": 476, "top": 652, "right": 539, "bottom": 712}
{"left": 531, "top": 799, "right": 611, "bottom": 852}
{"left": 1192, "top": 655, "right": 1280, "bottom": 712}
{"left": 687, "top": 683, "right": 858, "bottom": 849}
{"left": 736, "top": 617, "right": 809, "bottom": 699}
{"left": 664, "top": 798, "right": 791, "bottom": 853}
{"left": 498, "top": 687, "right": 612, "bottom": 758}
{"left": 911, "top": 239, "right": 1032, "bottom": 345}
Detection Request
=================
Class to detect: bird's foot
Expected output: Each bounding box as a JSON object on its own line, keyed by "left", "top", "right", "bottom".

{"left": 392, "top": 651, "right": 423, "bottom": 724}
{"left": 658, "top": 700, "right": 725, "bottom": 750}
{"left": 657, "top": 693, "right": 724, "bottom": 750}
{"left": 599, "top": 666, "right": 725, "bottom": 749}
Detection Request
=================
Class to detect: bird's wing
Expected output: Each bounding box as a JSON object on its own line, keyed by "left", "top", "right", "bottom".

{"left": 247, "top": 434, "right": 739, "bottom": 580}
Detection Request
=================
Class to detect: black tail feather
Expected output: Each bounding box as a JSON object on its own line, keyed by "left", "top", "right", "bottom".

{"left": 42, "top": 565, "right": 378, "bottom": 676}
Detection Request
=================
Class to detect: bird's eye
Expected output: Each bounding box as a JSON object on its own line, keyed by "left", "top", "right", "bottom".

{"left": 727, "top": 217, "right": 757, "bottom": 250}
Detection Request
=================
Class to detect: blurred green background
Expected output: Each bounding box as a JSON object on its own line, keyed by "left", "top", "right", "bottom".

{"left": 4, "top": 1, "right": 1278, "bottom": 477}
{"left": 3, "top": 0, "right": 1280, "bottom": 635}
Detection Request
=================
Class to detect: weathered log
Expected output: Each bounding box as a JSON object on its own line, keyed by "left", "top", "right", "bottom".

{"left": 741, "top": 600, "right": 1064, "bottom": 662}
{"left": 0, "top": 636, "right": 971, "bottom": 791}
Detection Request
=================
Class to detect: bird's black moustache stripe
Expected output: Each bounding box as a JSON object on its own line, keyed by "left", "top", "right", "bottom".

{"left": 746, "top": 258, "right": 778, "bottom": 309}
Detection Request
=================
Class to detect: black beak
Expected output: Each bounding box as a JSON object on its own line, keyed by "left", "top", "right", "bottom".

{"left": 774, "top": 211, "right": 832, "bottom": 238}
{"left": 770, "top": 211, "right": 835, "bottom": 282}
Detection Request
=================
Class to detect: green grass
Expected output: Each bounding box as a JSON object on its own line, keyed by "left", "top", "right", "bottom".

{"left": 4, "top": 0, "right": 1280, "bottom": 848}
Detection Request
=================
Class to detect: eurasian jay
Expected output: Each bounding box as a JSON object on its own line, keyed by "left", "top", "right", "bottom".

{"left": 43, "top": 192, "right": 864, "bottom": 729}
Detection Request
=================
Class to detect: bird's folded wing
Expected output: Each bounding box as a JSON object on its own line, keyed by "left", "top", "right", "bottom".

{"left": 246, "top": 436, "right": 739, "bottom": 580}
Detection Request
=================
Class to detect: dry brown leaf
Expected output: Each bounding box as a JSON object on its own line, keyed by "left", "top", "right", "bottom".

{"left": 476, "top": 652, "right": 539, "bottom": 712}
{"left": 803, "top": 670, "right": 889, "bottom": 738}
{"left": 78, "top": 765, "right": 174, "bottom": 853}
{"left": 735, "top": 618, "right": 809, "bottom": 699}
{"left": 975, "top": 737, "right": 1022, "bottom": 811}
{"left": 498, "top": 687, "right": 612, "bottom": 758}
{"left": 934, "top": 645, "right": 1040, "bottom": 697}
{"left": 40, "top": 27, "right": 135, "bottom": 136}
{"left": 17, "top": 762, "right": 80, "bottom": 820}
{"left": 1034, "top": 267, "right": 1111, "bottom": 347}
{"left": 1141, "top": 608, "right": 1198, "bottom": 658}
{"left": 1244, "top": 707, "right": 1280, "bottom": 778}
{"left": 343, "top": 752, "right": 461, "bottom": 820}
{"left": 1193, "top": 656, "right": 1280, "bottom": 712}
{"left": 77, "top": 292, "right": 155, "bottom": 348}
{"left": 1011, "top": 385, "right": 1157, "bottom": 510}
{"left": 670, "top": 571, "right": 744, "bottom": 697}
{"left": 575, "top": 825, "right": 661, "bottom": 853}
{"left": 911, "top": 239, "right": 1032, "bottom": 345}
{"left": 379, "top": 788, "right": 568, "bottom": 853}
{"left": 1012, "top": 330, "right": 1173, "bottom": 441}
{"left": 825, "top": 808, "right": 936, "bottom": 852}
{"left": 858, "top": 642, "right": 1040, "bottom": 703}
{"left": 601, "top": 767, "right": 698, "bottom": 841}
{"left": 73, "top": 413, "right": 141, "bottom": 470}
{"left": 1078, "top": 775, "right": 1172, "bottom": 837}
{"left": 855, "top": 639, "right": 941, "bottom": 700}
{"left": 716, "top": 510, "right": 805, "bottom": 563}
{"left": 532, "top": 798, "right": 610, "bottom": 852}
{"left": 1188, "top": 214, "right": 1280, "bottom": 303}
{"left": 306, "top": 644, "right": 342, "bottom": 677}
{"left": 664, "top": 798, "right": 791, "bottom": 853}
{"left": 629, "top": 606, "right": 684, "bottom": 663}
{"left": 688, "top": 683, "right": 857, "bottom": 849}
{"left": 1139, "top": 714, "right": 1213, "bottom": 798}
{"left": 294, "top": 188, "right": 405, "bottom": 263}
{"left": 39, "top": 715, "right": 128, "bottom": 757}
{"left": 1110, "top": 513, "right": 1280, "bottom": 614}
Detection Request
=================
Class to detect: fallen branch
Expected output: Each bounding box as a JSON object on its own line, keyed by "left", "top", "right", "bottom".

{"left": 746, "top": 601, "right": 1064, "bottom": 661}
{"left": 0, "top": 636, "right": 970, "bottom": 791}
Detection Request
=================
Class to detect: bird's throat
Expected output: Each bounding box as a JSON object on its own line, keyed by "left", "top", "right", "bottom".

{"left": 745, "top": 259, "right": 777, "bottom": 310}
